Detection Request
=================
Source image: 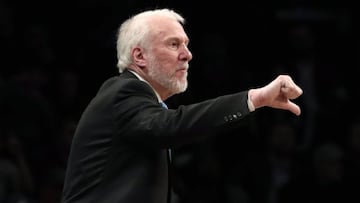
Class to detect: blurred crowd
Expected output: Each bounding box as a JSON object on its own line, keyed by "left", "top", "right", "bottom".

{"left": 1, "top": 0, "right": 359, "bottom": 203}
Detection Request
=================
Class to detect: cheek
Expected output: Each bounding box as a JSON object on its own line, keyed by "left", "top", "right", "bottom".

{"left": 159, "top": 56, "right": 177, "bottom": 70}
{"left": 152, "top": 49, "right": 179, "bottom": 71}
{"left": 155, "top": 48, "right": 177, "bottom": 61}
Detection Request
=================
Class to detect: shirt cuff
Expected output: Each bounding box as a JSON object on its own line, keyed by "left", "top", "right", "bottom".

{"left": 247, "top": 96, "right": 255, "bottom": 112}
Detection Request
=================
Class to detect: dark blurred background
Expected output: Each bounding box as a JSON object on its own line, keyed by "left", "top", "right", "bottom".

{"left": 1, "top": 0, "right": 359, "bottom": 202}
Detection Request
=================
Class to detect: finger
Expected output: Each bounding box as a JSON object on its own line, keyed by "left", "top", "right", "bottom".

{"left": 275, "top": 99, "right": 301, "bottom": 116}
{"left": 293, "top": 83, "right": 303, "bottom": 95}
{"left": 284, "top": 101, "right": 301, "bottom": 116}
{"left": 281, "top": 85, "right": 303, "bottom": 99}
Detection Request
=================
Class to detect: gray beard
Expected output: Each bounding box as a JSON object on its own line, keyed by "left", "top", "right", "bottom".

{"left": 148, "top": 60, "right": 188, "bottom": 94}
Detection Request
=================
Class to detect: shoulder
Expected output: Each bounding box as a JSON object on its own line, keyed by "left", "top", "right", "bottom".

{"left": 97, "top": 74, "right": 156, "bottom": 101}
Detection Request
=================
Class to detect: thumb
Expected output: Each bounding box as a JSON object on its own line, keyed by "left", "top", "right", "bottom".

{"left": 284, "top": 101, "right": 301, "bottom": 116}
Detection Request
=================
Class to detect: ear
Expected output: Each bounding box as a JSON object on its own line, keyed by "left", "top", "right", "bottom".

{"left": 132, "top": 47, "right": 147, "bottom": 68}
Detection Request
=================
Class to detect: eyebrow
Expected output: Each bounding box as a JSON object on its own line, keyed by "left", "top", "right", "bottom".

{"left": 165, "top": 36, "right": 189, "bottom": 44}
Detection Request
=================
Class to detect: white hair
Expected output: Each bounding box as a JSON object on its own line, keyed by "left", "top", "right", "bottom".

{"left": 116, "top": 8, "right": 185, "bottom": 73}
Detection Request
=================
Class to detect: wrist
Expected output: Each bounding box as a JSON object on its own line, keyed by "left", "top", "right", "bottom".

{"left": 248, "top": 88, "right": 262, "bottom": 110}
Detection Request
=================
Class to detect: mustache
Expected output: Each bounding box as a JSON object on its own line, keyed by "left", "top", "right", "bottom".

{"left": 180, "top": 63, "right": 189, "bottom": 70}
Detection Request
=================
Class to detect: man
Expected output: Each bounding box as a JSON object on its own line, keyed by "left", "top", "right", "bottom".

{"left": 62, "top": 8, "right": 303, "bottom": 203}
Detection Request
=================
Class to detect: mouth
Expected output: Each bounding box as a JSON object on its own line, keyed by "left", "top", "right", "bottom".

{"left": 177, "top": 64, "right": 188, "bottom": 72}
{"left": 174, "top": 68, "right": 188, "bottom": 79}
{"left": 177, "top": 68, "right": 188, "bottom": 72}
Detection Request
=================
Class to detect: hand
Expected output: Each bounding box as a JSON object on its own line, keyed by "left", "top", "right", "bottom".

{"left": 248, "top": 75, "right": 303, "bottom": 116}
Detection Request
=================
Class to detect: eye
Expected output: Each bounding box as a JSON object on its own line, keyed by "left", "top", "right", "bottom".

{"left": 168, "top": 40, "right": 180, "bottom": 50}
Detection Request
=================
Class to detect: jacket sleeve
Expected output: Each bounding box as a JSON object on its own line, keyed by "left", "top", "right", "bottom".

{"left": 113, "top": 79, "right": 252, "bottom": 149}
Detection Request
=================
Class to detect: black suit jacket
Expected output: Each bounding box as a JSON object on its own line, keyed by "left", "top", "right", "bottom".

{"left": 62, "top": 70, "right": 251, "bottom": 203}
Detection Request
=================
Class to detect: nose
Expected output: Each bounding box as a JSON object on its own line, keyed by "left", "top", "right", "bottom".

{"left": 179, "top": 44, "right": 192, "bottom": 61}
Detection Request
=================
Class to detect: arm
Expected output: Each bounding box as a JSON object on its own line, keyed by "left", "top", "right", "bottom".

{"left": 114, "top": 80, "right": 251, "bottom": 148}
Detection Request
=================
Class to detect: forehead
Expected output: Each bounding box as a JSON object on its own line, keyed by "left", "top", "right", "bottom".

{"left": 148, "top": 16, "right": 188, "bottom": 41}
